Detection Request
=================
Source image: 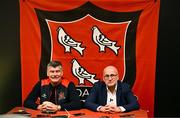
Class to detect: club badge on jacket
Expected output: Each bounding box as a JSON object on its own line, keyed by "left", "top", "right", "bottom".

{"left": 58, "top": 91, "right": 65, "bottom": 100}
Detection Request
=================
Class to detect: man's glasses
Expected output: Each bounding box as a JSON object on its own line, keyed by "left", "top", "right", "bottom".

{"left": 104, "top": 74, "right": 118, "bottom": 79}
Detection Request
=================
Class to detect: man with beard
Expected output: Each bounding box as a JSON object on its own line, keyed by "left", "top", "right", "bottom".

{"left": 24, "top": 61, "right": 81, "bottom": 112}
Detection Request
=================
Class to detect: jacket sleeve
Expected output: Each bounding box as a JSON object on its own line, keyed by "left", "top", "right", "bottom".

{"left": 84, "top": 82, "right": 101, "bottom": 111}
{"left": 121, "top": 83, "right": 140, "bottom": 112}
{"left": 60, "top": 82, "right": 82, "bottom": 110}
{"left": 23, "top": 81, "right": 41, "bottom": 109}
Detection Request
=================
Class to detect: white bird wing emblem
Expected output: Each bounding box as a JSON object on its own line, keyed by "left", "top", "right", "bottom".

{"left": 71, "top": 59, "right": 99, "bottom": 84}
{"left": 57, "top": 27, "right": 85, "bottom": 55}
{"left": 92, "top": 26, "right": 121, "bottom": 55}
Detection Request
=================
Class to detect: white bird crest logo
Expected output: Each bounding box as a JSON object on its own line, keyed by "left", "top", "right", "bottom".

{"left": 57, "top": 27, "right": 85, "bottom": 55}
{"left": 92, "top": 26, "right": 121, "bottom": 55}
{"left": 71, "top": 59, "right": 99, "bottom": 84}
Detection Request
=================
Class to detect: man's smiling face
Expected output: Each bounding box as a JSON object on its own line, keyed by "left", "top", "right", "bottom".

{"left": 47, "top": 66, "right": 63, "bottom": 85}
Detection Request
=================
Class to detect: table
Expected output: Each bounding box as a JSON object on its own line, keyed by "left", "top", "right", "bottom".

{"left": 7, "top": 107, "right": 148, "bottom": 118}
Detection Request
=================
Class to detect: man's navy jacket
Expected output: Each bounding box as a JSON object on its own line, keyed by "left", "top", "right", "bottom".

{"left": 84, "top": 81, "right": 140, "bottom": 112}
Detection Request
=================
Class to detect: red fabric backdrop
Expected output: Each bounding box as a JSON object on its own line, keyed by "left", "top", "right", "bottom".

{"left": 20, "top": 0, "right": 160, "bottom": 117}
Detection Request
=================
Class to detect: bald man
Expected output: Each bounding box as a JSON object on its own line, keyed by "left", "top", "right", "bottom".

{"left": 84, "top": 66, "right": 139, "bottom": 113}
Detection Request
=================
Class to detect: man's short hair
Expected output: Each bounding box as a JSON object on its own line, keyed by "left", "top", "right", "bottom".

{"left": 47, "top": 60, "right": 62, "bottom": 68}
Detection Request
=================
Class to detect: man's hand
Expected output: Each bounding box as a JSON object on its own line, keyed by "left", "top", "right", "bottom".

{"left": 37, "top": 101, "right": 60, "bottom": 112}
{"left": 106, "top": 104, "right": 122, "bottom": 113}
{"left": 37, "top": 104, "right": 44, "bottom": 111}
{"left": 99, "top": 106, "right": 110, "bottom": 113}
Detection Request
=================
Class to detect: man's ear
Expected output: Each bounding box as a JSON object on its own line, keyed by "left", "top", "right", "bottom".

{"left": 61, "top": 71, "right": 63, "bottom": 76}
{"left": 47, "top": 69, "right": 49, "bottom": 76}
